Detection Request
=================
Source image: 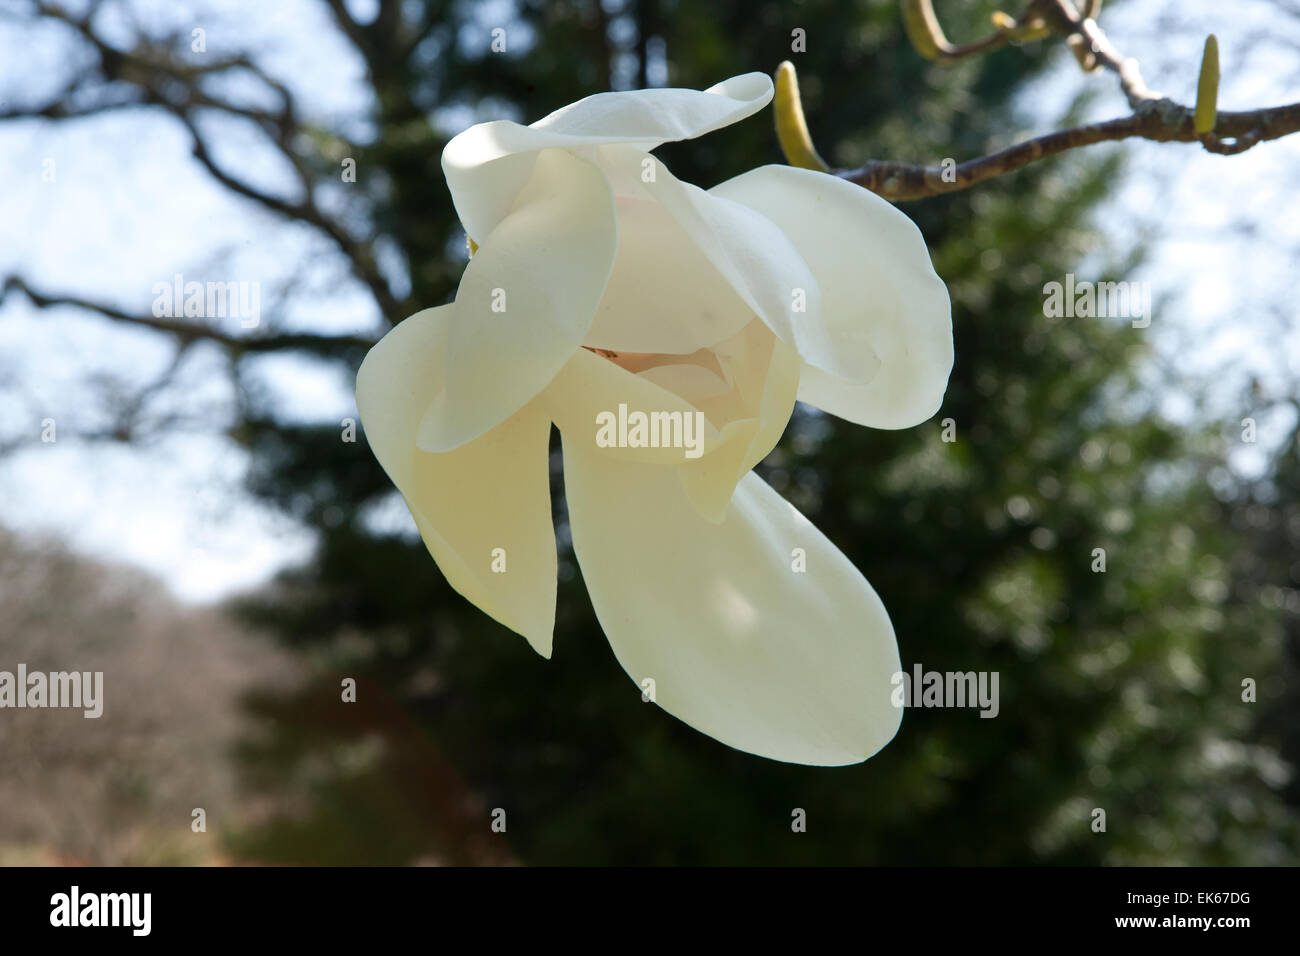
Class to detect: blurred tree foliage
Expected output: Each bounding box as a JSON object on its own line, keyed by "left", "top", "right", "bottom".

{"left": 220, "top": 0, "right": 1298, "bottom": 864}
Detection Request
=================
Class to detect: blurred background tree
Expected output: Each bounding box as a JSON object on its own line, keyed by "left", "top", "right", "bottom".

{"left": 2, "top": 0, "right": 1296, "bottom": 864}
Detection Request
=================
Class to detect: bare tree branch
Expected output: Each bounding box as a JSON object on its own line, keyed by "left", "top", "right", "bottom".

{"left": 14, "top": 1, "right": 403, "bottom": 319}
{"left": 809, "top": 1, "right": 1300, "bottom": 200}
{"left": 3, "top": 277, "right": 375, "bottom": 358}
{"left": 171, "top": 109, "right": 398, "bottom": 319}
{"left": 839, "top": 102, "right": 1300, "bottom": 200}
{"left": 899, "top": 0, "right": 1027, "bottom": 62}
{"left": 323, "top": 0, "right": 369, "bottom": 54}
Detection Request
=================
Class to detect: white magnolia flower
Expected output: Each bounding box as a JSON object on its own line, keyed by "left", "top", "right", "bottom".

{"left": 356, "top": 73, "right": 952, "bottom": 766}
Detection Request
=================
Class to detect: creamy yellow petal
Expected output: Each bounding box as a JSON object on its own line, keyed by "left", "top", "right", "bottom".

{"left": 678, "top": 321, "right": 800, "bottom": 522}
{"left": 539, "top": 347, "right": 720, "bottom": 465}
{"left": 710, "top": 165, "right": 953, "bottom": 429}
{"left": 592, "top": 146, "right": 866, "bottom": 382}
{"left": 443, "top": 73, "right": 772, "bottom": 241}
{"left": 563, "top": 441, "right": 903, "bottom": 765}
{"left": 356, "top": 305, "right": 557, "bottom": 656}
{"left": 418, "top": 149, "right": 616, "bottom": 452}
{"left": 583, "top": 193, "right": 756, "bottom": 354}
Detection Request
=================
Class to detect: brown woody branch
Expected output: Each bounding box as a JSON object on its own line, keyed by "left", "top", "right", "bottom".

{"left": 825, "top": 1, "right": 1300, "bottom": 200}
{"left": 3, "top": 277, "right": 375, "bottom": 359}
{"left": 840, "top": 101, "right": 1300, "bottom": 200}
{"left": 17, "top": 1, "right": 402, "bottom": 319}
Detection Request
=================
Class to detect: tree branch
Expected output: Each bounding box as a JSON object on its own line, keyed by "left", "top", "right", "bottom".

{"left": 323, "top": 0, "right": 370, "bottom": 55}
{"left": 3, "top": 277, "right": 375, "bottom": 359}
{"left": 839, "top": 102, "right": 1300, "bottom": 200}
{"left": 17, "top": 1, "right": 403, "bottom": 320}
{"left": 899, "top": 0, "right": 1041, "bottom": 62}
{"left": 795, "top": 2, "right": 1300, "bottom": 200}
{"left": 168, "top": 111, "right": 387, "bottom": 306}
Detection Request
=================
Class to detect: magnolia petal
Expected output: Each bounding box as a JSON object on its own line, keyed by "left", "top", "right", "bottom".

{"left": 540, "top": 347, "right": 721, "bottom": 465}
{"left": 637, "top": 361, "right": 733, "bottom": 402}
{"left": 678, "top": 323, "right": 800, "bottom": 522}
{"left": 583, "top": 193, "right": 757, "bottom": 354}
{"left": 418, "top": 149, "right": 616, "bottom": 453}
{"left": 564, "top": 441, "right": 903, "bottom": 765}
{"left": 710, "top": 165, "right": 953, "bottom": 429}
{"left": 443, "top": 73, "right": 772, "bottom": 241}
{"left": 622, "top": 151, "right": 866, "bottom": 383}
{"left": 534, "top": 72, "right": 772, "bottom": 144}
{"left": 356, "top": 305, "right": 557, "bottom": 657}
{"left": 441, "top": 122, "right": 544, "bottom": 249}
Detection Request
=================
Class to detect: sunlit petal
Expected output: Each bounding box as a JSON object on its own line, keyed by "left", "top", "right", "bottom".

{"left": 357, "top": 306, "right": 557, "bottom": 656}
{"left": 564, "top": 441, "right": 902, "bottom": 765}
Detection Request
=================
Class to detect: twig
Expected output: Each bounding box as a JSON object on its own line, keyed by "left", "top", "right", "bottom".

{"left": 3, "top": 277, "right": 375, "bottom": 358}
{"left": 839, "top": 102, "right": 1300, "bottom": 200}
{"left": 18, "top": 1, "right": 402, "bottom": 319}
{"left": 773, "top": 4, "right": 1300, "bottom": 200}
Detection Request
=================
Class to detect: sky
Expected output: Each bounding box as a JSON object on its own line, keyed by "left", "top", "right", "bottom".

{"left": 0, "top": 0, "right": 1297, "bottom": 602}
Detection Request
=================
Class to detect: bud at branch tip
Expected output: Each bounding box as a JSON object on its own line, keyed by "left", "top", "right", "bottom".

{"left": 774, "top": 61, "right": 830, "bottom": 173}
{"left": 1195, "top": 35, "right": 1220, "bottom": 136}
